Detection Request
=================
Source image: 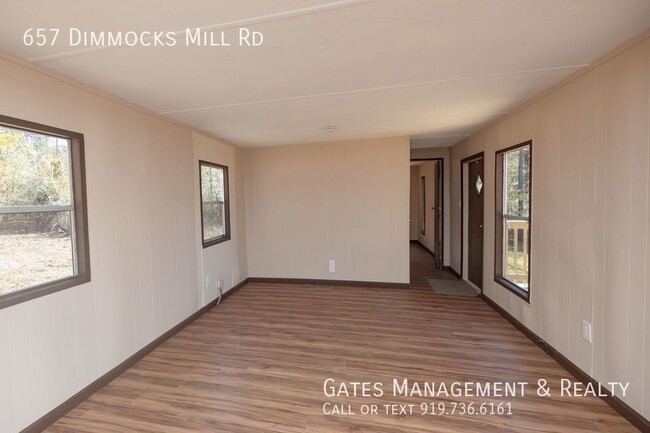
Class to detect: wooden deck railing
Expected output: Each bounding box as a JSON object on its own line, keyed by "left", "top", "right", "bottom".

{"left": 504, "top": 218, "right": 529, "bottom": 286}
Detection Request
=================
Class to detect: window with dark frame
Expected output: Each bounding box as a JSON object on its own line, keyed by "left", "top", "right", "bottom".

{"left": 0, "top": 115, "right": 90, "bottom": 309}
{"left": 494, "top": 141, "right": 531, "bottom": 301}
{"left": 199, "top": 161, "right": 230, "bottom": 248}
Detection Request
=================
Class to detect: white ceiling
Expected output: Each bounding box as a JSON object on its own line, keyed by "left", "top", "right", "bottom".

{"left": 1, "top": 0, "right": 650, "bottom": 148}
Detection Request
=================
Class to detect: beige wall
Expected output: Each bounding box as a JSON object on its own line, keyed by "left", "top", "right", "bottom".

{"left": 449, "top": 36, "right": 650, "bottom": 418}
{"left": 0, "top": 54, "right": 247, "bottom": 431}
{"left": 410, "top": 147, "right": 451, "bottom": 266}
{"left": 409, "top": 167, "right": 419, "bottom": 240}
{"left": 192, "top": 133, "right": 248, "bottom": 305}
{"left": 417, "top": 161, "right": 437, "bottom": 253}
{"left": 245, "top": 137, "right": 410, "bottom": 284}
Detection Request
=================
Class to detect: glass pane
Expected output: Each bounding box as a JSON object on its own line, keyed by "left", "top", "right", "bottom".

{"left": 202, "top": 203, "right": 225, "bottom": 240}
{"left": 201, "top": 165, "right": 224, "bottom": 203}
{"left": 503, "top": 217, "right": 529, "bottom": 291}
{"left": 0, "top": 211, "right": 75, "bottom": 295}
{"left": 200, "top": 164, "right": 226, "bottom": 242}
{"left": 0, "top": 125, "right": 72, "bottom": 207}
{"left": 503, "top": 145, "right": 530, "bottom": 217}
{"left": 475, "top": 174, "right": 483, "bottom": 195}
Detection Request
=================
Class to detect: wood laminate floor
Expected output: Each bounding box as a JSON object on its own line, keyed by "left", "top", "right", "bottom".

{"left": 409, "top": 241, "right": 457, "bottom": 289}
{"left": 46, "top": 279, "right": 639, "bottom": 432}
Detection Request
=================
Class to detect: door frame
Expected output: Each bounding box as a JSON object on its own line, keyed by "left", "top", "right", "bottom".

{"left": 410, "top": 158, "right": 444, "bottom": 267}
{"left": 460, "top": 152, "right": 484, "bottom": 291}
{"left": 433, "top": 160, "right": 443, "bottom": 269}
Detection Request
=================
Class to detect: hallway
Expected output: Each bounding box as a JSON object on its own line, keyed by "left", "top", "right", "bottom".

{"left": 410, "top": 241, "right": 457, "bottom": 290}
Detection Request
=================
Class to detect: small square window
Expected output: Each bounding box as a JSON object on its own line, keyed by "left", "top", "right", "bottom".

{"left": 199, "top": 161, "right": 230, "bottom": 247}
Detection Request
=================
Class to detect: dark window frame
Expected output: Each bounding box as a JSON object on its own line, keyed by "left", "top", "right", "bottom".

{"left": 199, "top": 160, "right": 231, "bottom": 248}
{"left": 0, "top": 115, "right": 90, "bottom": 310}
{"left": 494, "top": 140, "right": 532, "bottom": 302}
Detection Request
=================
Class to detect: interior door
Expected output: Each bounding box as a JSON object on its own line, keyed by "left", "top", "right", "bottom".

{"left": 434, "top": 161, "right": 443, "bottom": 269}
{"left": 468, "top": 158, "right": 484, "bottom": 288}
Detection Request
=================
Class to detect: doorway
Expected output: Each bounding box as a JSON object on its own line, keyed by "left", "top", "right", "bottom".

{"left": 410, "top": 158, "right": 444, "bottom": 268}
{"left": 434, "top": 161, "right": 443, "bottom": 269}
{"left": 461, "top": 153, "right": 484, "bottom": 290}
{"left": 409, "top": 157, "right": 453, "bottom": 288}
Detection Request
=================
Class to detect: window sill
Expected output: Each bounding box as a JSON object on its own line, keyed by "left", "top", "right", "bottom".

{"left": 202, "top": 235, "right": 231, "bottom": 249}
{"left": 494, "top": 276, "right": 530, "bottom": 303}
{"left": 0, "top": 273, "right": 91, "bottom": 310}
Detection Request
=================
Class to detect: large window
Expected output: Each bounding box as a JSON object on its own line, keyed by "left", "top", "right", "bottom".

{"left": 495, "top": 141, "right": 531, "bottom": 301}
{"left": 199, "top": 161, "right": 230, "bottom": 247}
{"left": 0, "top": 115, "right": 89, "bottom": 309}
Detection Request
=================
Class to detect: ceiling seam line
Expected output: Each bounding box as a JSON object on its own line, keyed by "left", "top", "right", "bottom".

{"left": 159, "top": 64, "right": 588, "bottom": 115}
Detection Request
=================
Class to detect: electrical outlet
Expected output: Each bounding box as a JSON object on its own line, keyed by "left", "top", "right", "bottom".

{"left": 329, "top": 260, "right": 336, "bottom": 273}
{"left": 217, "top": 279, "right": 223, "bottom": 290}
{"left": 582, "top": 320, "right": 592, "bottom": 343}
{"left": 205, "top": 275, "right": 212, "bottom": 288}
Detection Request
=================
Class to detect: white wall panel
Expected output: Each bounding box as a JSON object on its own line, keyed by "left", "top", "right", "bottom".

{"left": 11, "top": 66, "right": 63, "bottom": 128}
{"left": 0, "top": 54, "right": 246, "bottom": 431}
{"left": 27, "top": 295, "right": 65, "bottom": 418}
{"left": 244, "top": 137, "right": 410, "bottom": 284}
{"left": 449, "top": 36, "right": 650, "bottom": 418}
{"left": 71, "top": 283, "right": 98, "bottom": 391}
{"left": 0, "top": 309, "right": 15, "bottom": 433}
{"left": 6, "top": 304, "right": 33, "bottom": 430}
{"left": 57, "top": 288, "right": 78, "bottom": 401}
{"left": 0, "top": 59, "right": 13, "bottom": 114}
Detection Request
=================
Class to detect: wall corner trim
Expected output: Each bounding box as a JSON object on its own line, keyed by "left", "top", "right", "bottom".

{"left": 481, "top": 293, "right": 650, "bottom": 433}
{"left": 21, "top": 278, "right": 249, "bottom": 433}
{"left": 247, "top": 277, "right": 410, "bottom": 289}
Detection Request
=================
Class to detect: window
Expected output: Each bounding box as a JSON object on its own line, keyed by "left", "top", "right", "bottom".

{"left": 199, "top": 161, "right": 230, "bottom": 247}
{"left": 495, "top": 141, "right": 531, "bottom": 301}
{"left": 0, "top": 115, "right": 90, "bottom": 309}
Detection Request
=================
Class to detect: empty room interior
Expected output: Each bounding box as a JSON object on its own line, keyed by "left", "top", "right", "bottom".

{"left": 1, "top": 1, "right": 650, "bottom": 432}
